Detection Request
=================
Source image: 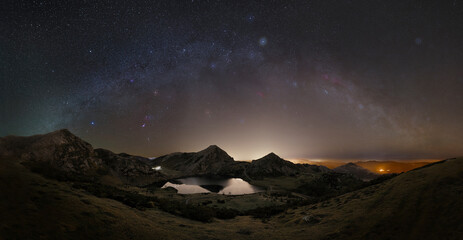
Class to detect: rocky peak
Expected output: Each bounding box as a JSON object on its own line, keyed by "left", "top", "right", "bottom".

{"left": 42, "top": 129, "right": 90, "bottom": 146}
{"left": 247, "top": 152, "right": 300, "bottom": 178}
{"left": 197, "top": 145, "right": 234, "bottom": 162}
{"left": 344, "top": 162, "right": 359, "bottom": 167}
{"left": 1, "top": 129, "right": 97, "bottom": 174}
{"left": 2, "top": 129, "right": 166, "bottom": 185}
{"left": 254, "top": 152, "right": 291, "bottom": 165}
{"left": 199, "top": 145, "right": 222, "bottom": 153}
{"left": 334, "top": 162, "right": 361, "bottom": 170}
{"left": 261, "top": 152, "right": 282, "bottom": 160}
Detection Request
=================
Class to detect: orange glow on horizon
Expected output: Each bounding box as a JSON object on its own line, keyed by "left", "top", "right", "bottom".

{"left": 287, "top": 158, "right": 442, "bottom": 173}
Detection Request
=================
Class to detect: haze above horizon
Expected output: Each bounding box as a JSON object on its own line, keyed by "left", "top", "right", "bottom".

{"left": 1, "top": 1, "right": 463, "bottom": 161}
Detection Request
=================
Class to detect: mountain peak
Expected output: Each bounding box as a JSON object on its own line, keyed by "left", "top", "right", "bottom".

{"left": 41, "top": 129, "right": 89, "bottom": 146}
{"left": 265, "top": 152, "right": 279, "bottom": 158}
{"left": 247, "top": 152, "right": 300, "bottom": 178}
{"left": 198, "top": 145, "right": 229, "bottom": 155}
{"left": 154, "top": 144, "right": 235, "bottom": 176}
{"left": 196, "top": 145, "right": 234, "bottom": 162}
{"left": 49, "top": 128, "right": 74, "bottom": 137}
{"left": 344, "top": 162, "right": 358, "bottom": 167}
{"left": 258, "top": 152, "right": 283, "bottom": 161}
{"left": 206, "top": 145, "right": 220, "bottom": 150}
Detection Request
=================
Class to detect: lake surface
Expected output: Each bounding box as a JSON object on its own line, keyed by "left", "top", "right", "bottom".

{"left": 162, "top": 177, "right": 263, "bottom": 195}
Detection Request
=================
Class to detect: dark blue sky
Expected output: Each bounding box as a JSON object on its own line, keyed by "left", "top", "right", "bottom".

{"left": 1, "top": 1, "right": 463, "bottom": 160}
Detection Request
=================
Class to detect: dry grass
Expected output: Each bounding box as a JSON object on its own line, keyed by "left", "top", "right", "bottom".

{"left": 1, "top": 156, "right": 462, "bottom": 239}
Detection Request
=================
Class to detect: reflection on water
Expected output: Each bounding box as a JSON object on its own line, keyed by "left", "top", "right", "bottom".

{"left": 162, "top": 177, "right": 263, "bottom": 195}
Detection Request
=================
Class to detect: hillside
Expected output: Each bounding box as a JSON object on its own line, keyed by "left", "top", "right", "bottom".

{"left": 1, "top": 130, "right": 462, "bottom": 239}
{"left": 0, "top": 129, "right": 165, "bottom": 185}
{"left": 155, "top": 149, "right": 328, "bottom": 180}
{"left": 245, "top": 152, "right": 328, "bottom": 179}
{"left": 333, "top": 162, "right": 380, "bottom": 181}
{"left": 276, "top": 158, "right": 463, "bottom": 239}
{"left": 0, "top": 152, "right": 276, "bottom": 240}
{"left": 152, "top": 145, "right": 242, "bottom": 177}
{"left": 1, "top": 150, "right": 461, "bottom": 239}
{"left": 355, "top": 160, "right": 437, "bottom": 174}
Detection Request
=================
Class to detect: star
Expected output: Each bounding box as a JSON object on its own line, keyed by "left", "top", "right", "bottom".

{"left": 247, "top": 14, "right": 255, "bottom": 22}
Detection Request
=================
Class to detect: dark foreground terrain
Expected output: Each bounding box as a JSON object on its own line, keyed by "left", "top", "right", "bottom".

{"left": 1, "top": 131, "right": 462, "bottom": 239}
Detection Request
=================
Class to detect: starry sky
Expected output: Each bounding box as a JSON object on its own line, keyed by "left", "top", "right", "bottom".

{"left": 1, "top": 1, "right": 463, "bottom": 160}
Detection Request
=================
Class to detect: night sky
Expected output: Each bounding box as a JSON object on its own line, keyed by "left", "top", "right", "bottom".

{"left": 1, "top": 1, "right": 463, "bottom": 160}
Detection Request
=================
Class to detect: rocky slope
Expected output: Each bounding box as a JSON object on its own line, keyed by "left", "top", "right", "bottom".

{"left": 246, "top": 153, "right": 301, "bottom": 177}
{"left": 94, "top": 148, "right": 165, "bottom": 185}
{"left": 0, "top": 129, "right": 165, "bottom": 185}
{"left": 0, "top": 129, "right": 101, "bottom": 174}
{"left": 283, "top": 158, "right": 463, "bottom": 239}
{"left": 154, "top": 148, "right": 329, "bottom": 179}
{"left": 1, "top": 140, "right": 461, "bottom": 240}
{"left": 246, "top": 152, "right": 329, "bottom": 179}
{"left": 333, "top": 162, "right": 380, "bottom": 181}
{"left": 153, "top": 145, "right": 239, "bottom": 176}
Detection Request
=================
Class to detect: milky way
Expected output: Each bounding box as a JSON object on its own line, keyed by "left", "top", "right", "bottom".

{"left": 1, "top": 1, "right": 463, "bottom": 160}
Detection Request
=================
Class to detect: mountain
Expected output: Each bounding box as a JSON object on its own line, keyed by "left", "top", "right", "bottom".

{"left": 246, "top": 152, "right": 301, "bottom": 178}
{"left": 279, "top": 158, "right": 463, "bottom": 239}
{"left": 2, "top": 141, "right": 461, "bottom": 240}
{"left": 0, "top": 129, "right": 164, "bottom": 185}
{"left": 1, "top": 129, "right": 462, "bottom": 239}
{"left": 94, "top": 148, "right": 165, "bottom": 185}
{"left": 153, "top": 145, "right": 238, "bottom": 176}
{"left": 333, "top": 162, "right": 380, "bottom": 181}
{"left": 0, "top": 129, "right": 101, "bottom": 175}
{"left": 246, "top": 152, "right": 329, "bottom": 179}
{"left": 354, "top": 160, "right": 436, "bottom": 174}
{"left": 154, "top": 149, "right": 330, "bottom": 180}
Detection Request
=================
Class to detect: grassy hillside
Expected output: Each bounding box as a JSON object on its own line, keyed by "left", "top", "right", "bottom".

{"left": 0, "top": 156, "right": 273, "bottom": 240}
{"left": 1, "top": 156, "right": 462, "bottom": 239}
{"left": 273, "top": 158, "right": 463, "bottom": 239}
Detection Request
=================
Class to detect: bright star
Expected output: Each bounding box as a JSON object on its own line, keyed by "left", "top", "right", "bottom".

{"left": 259, "top": 37, "right": 267, "bottom": 46}
{"left": 247, "top": 14, "right": 255, "bottom": 22}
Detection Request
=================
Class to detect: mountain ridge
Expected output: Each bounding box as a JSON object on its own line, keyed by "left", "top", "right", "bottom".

{"left": 333, "top": 162, "right": 380, "bottom": 181}
{"left": 0, "top": 129, "right": 165, "bottom": 185}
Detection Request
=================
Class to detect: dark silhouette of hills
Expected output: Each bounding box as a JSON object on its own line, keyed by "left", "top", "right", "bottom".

{"left": 1, "top": 129, "right": 462, "bottom": 239}
{"left": 0, "top": 129, "right": 165, "bottom": 185}
{"left": 0, "top": 130, "right": 327, "bottom": 184}
{"left": 245, "top": 152, "right": 328, "bottom": 178}
{"left": 333, "top": 162, "right": 380, "bottom": 181}
{"left": 154, "top": 148, "right": 328, "bottom": 179}
{"left": 153, "top": 145, "right": 237, "bottom": 176}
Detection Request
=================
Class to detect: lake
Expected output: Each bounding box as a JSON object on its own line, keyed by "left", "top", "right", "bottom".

{"left": 162, "top": 177, "right": 263, "bottom": 195}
